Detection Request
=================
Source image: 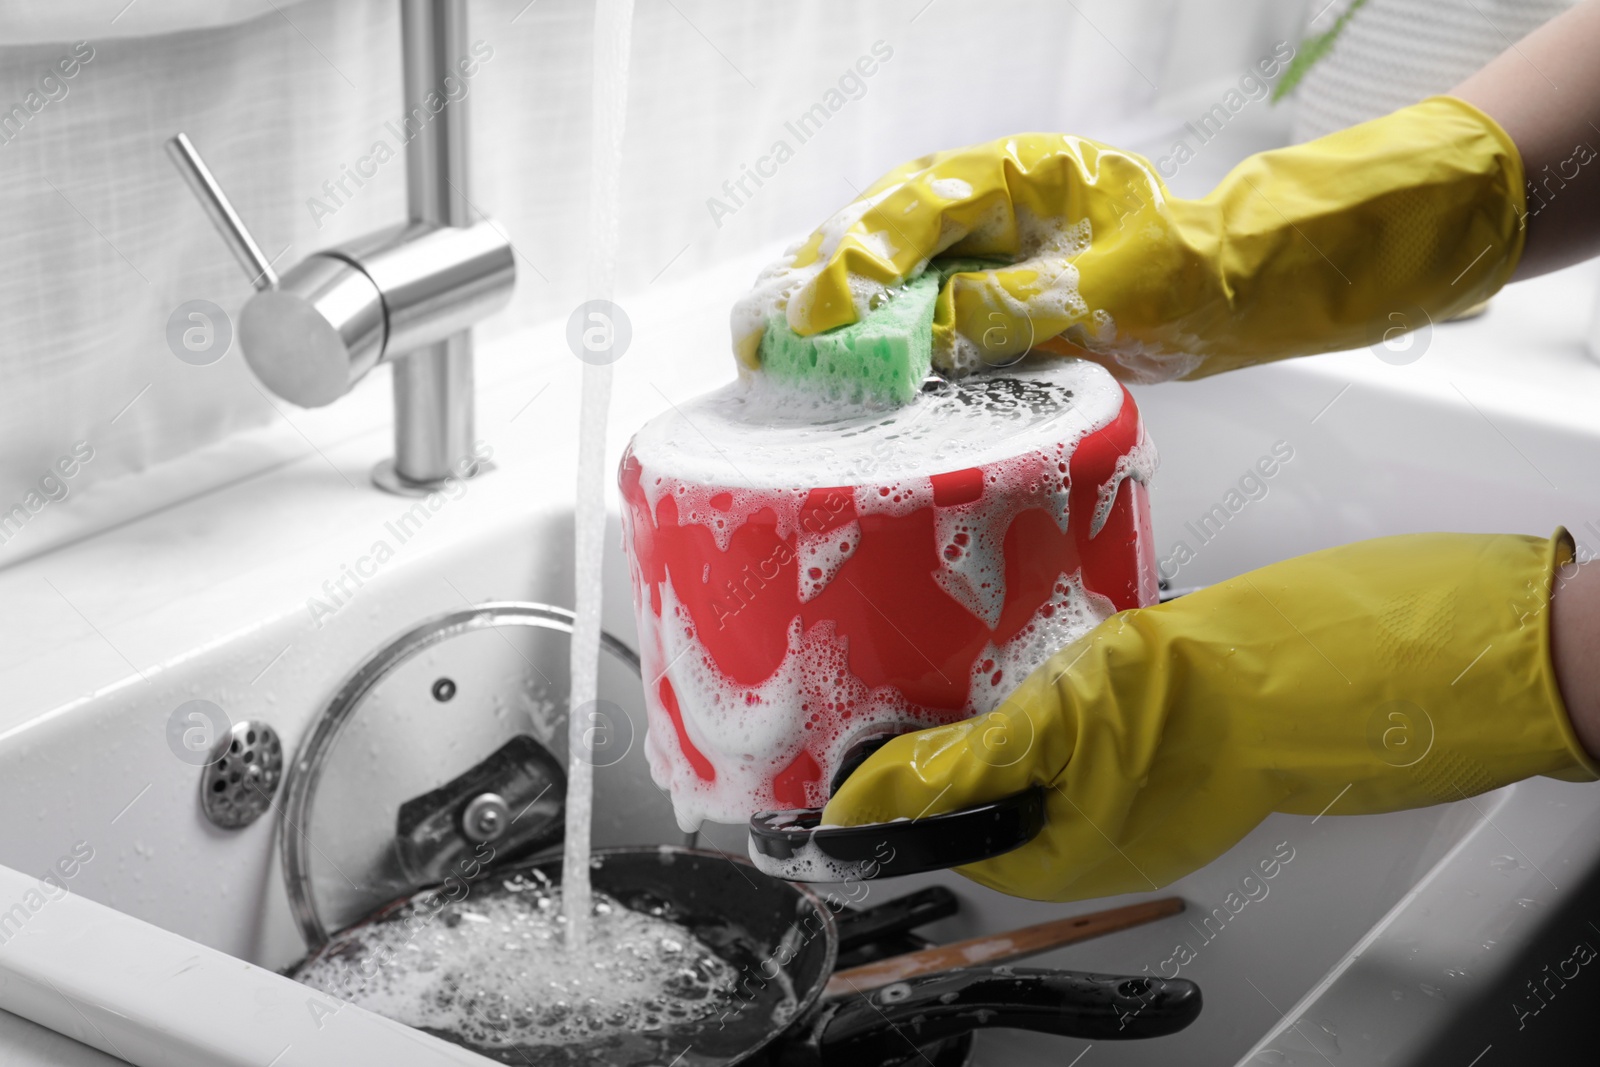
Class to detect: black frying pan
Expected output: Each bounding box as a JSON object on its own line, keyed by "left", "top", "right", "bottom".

{"left": 287, "top": 847, "right": 1201, "bottom": 1066}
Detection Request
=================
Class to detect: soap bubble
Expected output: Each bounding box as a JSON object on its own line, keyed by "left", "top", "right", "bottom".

{"left": 293, "top": 879, "right": 743, "bottom": 1051}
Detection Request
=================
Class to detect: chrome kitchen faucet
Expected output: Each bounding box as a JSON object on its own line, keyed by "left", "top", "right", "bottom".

{"left": 167, "top": 0, "right": 514, "bottom": 495}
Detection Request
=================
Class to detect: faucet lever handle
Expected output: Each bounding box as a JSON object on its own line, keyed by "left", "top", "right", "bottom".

{"left": 165, "top": 132, "right": 279, "bottom": 291}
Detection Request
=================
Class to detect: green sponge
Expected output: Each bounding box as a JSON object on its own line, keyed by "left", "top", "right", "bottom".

{"left": 758, "top": 271, "right": 941, "bottom": 406}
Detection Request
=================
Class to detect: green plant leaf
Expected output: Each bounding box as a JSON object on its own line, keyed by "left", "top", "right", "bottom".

{"left": 1272, "top": 0, "right": 1371, "bottom": 103}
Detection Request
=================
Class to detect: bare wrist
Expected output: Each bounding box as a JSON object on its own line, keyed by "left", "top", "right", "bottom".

{"left": 1551, "top": 555, "right": 1600, "bottom": 760}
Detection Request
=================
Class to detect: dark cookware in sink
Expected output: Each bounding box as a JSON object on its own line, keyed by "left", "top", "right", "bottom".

{"left": 286, "top": 846, "right": 1201, "bottom": 1066}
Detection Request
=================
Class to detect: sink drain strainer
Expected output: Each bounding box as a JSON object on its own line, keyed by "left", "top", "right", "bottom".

{"left": 201, "top": 720, "right": 283, "bottom": 829}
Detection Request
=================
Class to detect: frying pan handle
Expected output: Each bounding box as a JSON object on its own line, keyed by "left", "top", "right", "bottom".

{"left": 834, "top": 886, "right": 960, "bottom": 954}
{"left": 747, "top": 787, "right": 1046, "bottom": 880}
{"left": 809, "top": 967, "right": 1201, "bottom": 1062}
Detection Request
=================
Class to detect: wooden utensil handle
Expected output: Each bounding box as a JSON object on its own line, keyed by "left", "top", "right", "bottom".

{"left": 824, "top": 896, "right": 1184, "bottom": 998}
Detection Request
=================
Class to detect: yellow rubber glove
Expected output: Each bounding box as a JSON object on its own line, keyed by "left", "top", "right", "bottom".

{"left": 733, "top": 96, "right": 1525, "bottom": 383}
{"left": 822, "top": 531, "right": 1597, "bottom": 902}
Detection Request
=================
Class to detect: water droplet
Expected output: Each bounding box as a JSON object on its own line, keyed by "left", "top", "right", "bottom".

{"left": 1490, "top": 854, "right": 1523, "bottom": 873}
{"left": 1419, "top": 983, "right": 1444, "bottom": 998}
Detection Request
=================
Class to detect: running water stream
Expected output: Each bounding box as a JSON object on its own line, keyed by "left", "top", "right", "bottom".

{"left": 562, "top": 0, "right": 635, "bottom": 946}
{"left": 293, "top": 9, "right": 755, "bottom": 1055}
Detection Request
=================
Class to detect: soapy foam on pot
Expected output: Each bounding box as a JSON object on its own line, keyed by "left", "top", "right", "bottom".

{"left": 967, "top": 572, "right": 1116, "bottom": 716}
{"left": 796, "top": 520, "right": 860, "bottom": 602}
{"left": 645, "top": 582, "right": 933, "bottom": 832}
{"left": 929, "top": 442, "right": 1076, "bottom": 630}
{"left": 649, "top": 482, "right": 808, "bottom": 552}
{"left": 630, "top": 359, "right": 1122, "bottom": 492}
{"left": 1091, "top": 426, "right": 1158, "bottom": 537}
{"left": 294, "top": 874, "right": 740, "bottom": 1052}
{"left": 854, "top": 477, "right": 934, "bottom": 518}
{"left": 630, "top": 361, "right": 1136, "bottom": 830}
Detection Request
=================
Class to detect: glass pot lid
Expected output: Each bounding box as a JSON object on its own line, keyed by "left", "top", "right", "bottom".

{"left": 280, "top": 602, "right": 689, "bottom": 951}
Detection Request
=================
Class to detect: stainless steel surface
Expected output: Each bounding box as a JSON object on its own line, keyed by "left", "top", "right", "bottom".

{"left": 392, "top": 733, "right": 566, "bottom": 886}
{"left": 165, "top": 0, "right": 513, "bottom": 489}
{"left": 460, "top": 792, "right": 510, "bottom": 844}
{"left": 200, "top": 720, "right": 283, "bottom": 830}
{"left": 370, "top": 453, "right": 493, "bottom": 497}
{"left": 392, "top": 0, "right": 478, "bottom": 489}
{"left": 164, "top": 133, "right": 278, "bottom": 291}
{"left": 239, "top": 254, "right": 386, "bottom": 408}
{"left": 401, "top": 0, "right": 471, "bottom": 229}
{"left": 279, "top": 602, "right": 642, "bottom": 951}
{"left": 390, "top": 331, "right": 478, "bottom": 488}
{"left": 341, "top": 220, "right": 515, "bottom": 358}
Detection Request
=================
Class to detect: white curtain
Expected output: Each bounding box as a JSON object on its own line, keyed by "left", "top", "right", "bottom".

{"left": 0, "top": 0, "right": 1288, "bottom": 563}
{"left": 1292, "top": 0, "right": 1578, "bottom": 142}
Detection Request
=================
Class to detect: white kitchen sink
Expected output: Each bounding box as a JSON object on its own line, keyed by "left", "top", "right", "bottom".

{"left": 0, "top": 247, "right": 1597, "bottom": 1066}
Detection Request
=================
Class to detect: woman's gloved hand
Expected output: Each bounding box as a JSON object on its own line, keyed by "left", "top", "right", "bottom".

{"left": 822, "top": 531, "right": 1596, "bottom": 902}
{"left": 733, "top": 96, "right": 1525, "bottom": 383}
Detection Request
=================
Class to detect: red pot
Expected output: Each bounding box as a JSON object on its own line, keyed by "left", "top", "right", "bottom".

{"left": 619, "top": 361, "right": 1157, "bottom": 830}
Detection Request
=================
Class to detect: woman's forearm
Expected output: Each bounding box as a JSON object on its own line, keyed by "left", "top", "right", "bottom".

{"left": 1452, "top": 0, "right": 1600, "bottom": 280}
{"left": 1553, "top": 557, "right": 1600, "bottom": 759}
{"left": 1449, "top": 6, "right": 1600, "bottom": 751}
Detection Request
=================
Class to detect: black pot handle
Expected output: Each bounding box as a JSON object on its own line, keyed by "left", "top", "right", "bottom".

{"left": 834, "top": 886, "right": 960, "bottom": 954}
{"left": 747, "top": 787, "right": 1045, "bottom": 881}
{"left": 798, "top": 967, "right": 1201, "bottom": 1064}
